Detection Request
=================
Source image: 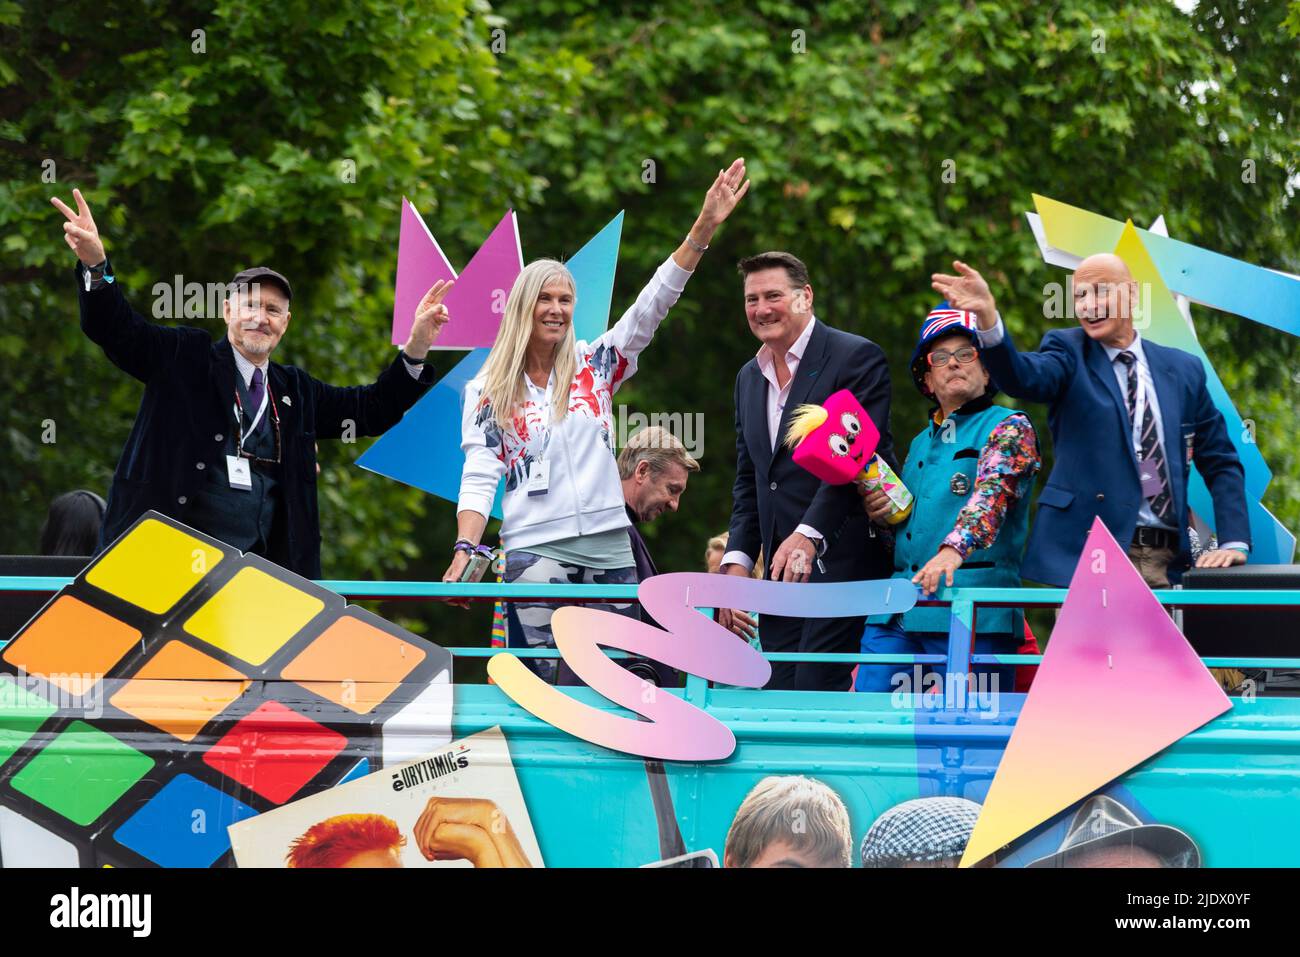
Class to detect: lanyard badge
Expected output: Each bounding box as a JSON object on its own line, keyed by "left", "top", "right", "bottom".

{"left": 526, "top": 459, "right": 550, "bottom": 496}
{"left": 232, "top": 381, "right": 282, "bottom": 465}
{"left": 227, "top": 378, "right": 282, "bottom": 490}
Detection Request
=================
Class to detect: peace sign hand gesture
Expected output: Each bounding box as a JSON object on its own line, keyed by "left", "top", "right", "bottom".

{"left": 930, "top": 260, "right": 998, "bottom": 330}
{"left": 406, "top": 278, "right": 454, "bottom": 359}
{"left": 50, "top": 188, "right": 106, "bottom": 267}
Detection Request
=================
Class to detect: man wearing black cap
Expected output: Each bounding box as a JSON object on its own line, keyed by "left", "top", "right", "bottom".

{"left": 52, "top": 187, "right": 449, "bottom": 577}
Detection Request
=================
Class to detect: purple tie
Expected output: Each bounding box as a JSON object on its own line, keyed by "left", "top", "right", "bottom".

{"left": 247, "top": 368, "right": 265, "bottom": 428}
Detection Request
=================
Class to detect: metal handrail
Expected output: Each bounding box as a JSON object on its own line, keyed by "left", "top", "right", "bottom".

{"left": 6, "top": 577, "right": 1300, "bottom": 606}
{"left": 4, "top": 577, "right": 1299, "bottom": 672}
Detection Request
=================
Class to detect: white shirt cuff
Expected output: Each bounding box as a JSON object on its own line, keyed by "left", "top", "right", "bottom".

{"left": 400, "top": 351, "right": 425, "bottom": 380}
{"left": 720, "top": 550, "right": 754, "bottom": 573}
{"left": 975, "top": 313, "right": 1005, "bottom": 347}
{"left": 658, "top": 256, "right": 694, "bottom": 293}
{"left": 1219, "top": 541, "right": 1249, "bottom": 553}
{"left": 795, "top": 524, "right": 825, "bottom": 555}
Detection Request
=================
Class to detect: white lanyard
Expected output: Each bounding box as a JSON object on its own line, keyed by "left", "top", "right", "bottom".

{"left": 233, "top": 381, "right": 271, "bottom": 453}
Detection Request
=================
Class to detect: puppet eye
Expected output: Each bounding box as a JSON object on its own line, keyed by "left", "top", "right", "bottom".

{"left": 828, "top": 433, "right": 850, "bottom": 457}
{"left": 840, "top": 411, "right": 861, "bottom": 436}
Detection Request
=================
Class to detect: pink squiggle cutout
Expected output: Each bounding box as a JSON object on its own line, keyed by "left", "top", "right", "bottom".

{"left": 487, "top": 572, "right": 916, "bottom": 760}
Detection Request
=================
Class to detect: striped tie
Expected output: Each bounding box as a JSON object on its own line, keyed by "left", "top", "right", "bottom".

{"left": 1116, "top": 351, "right": 1174, "bottom": 525}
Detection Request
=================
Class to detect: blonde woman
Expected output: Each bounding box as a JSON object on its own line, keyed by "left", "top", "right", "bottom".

{"left": 445, "top": 159, "right": 750, "bottom": 683}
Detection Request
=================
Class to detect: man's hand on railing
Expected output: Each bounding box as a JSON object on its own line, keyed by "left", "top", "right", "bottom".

{"left": 912, "top": 545, "right": 964, "bottom": 597}
{"left": 717, "top": 608, "right": 758, "bottom": 642}
{"left": 1195, "top": 548, "right": 1247, "bottom": 569}
{"left": 716, "top": 561, "right": 759, "bottom": 641}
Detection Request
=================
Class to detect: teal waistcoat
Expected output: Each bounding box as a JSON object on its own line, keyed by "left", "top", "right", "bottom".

{"left": 880, "top": 400, "right": 1031, "bottom": 636}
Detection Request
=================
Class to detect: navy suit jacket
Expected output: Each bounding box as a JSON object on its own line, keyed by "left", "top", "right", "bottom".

{"left": 727, "top": 320, "right": 896, "bottom": 582}
{"left": 981, "top": 324, "right": 1249, "bottom": 586}
{"left": 78, "top": 264, "right": 437, "bottom": 578}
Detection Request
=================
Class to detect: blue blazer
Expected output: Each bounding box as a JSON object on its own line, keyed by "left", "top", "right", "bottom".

{"left": 980, "top": 325, "right": 1249, "bottom": 586}
{"left": 727, "top": 320, "right": 897, "bottom": 582}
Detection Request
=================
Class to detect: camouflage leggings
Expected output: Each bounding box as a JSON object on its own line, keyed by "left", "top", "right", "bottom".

{"left": 504, "top": 551, "right": 638, "bottom": 684}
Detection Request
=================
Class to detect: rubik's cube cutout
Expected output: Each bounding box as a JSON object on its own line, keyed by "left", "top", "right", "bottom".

{"left": 0, "top": 512, "right": 452, "bottom": 868}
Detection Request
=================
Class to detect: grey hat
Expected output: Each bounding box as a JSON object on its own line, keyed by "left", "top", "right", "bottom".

{"left": 860, "top": 797, "right": 982, "bottom": 867}
{"left": 229, "top": 266, "right": 292, "bottom": 302}
{"left": 1026, "top": 795, "right": 1199, "bottom": 868}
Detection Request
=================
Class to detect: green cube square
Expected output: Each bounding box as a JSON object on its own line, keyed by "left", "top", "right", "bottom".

{"left": 11, "top": 720, "right": 155, "bottom": 826}
{"left": 0, "top": 676, "right": 58, "bottom": 769}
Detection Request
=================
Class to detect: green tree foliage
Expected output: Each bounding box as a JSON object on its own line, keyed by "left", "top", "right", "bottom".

{"left": 0, "top": 0, "right": 586, "bottom": 583}
{"left": 499, "top": 0, "right": 1299, "bottom": 576}
{"left": 1, "top": 2, "right": 1295, "bottom": 654}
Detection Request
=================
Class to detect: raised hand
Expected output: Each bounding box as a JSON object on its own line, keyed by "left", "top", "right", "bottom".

{"left": 406, "top": 278, "right": 453, "bottom": 358}
{"left": 699, "top": 157, "right": 751, "bottom": 231}
{"left": 50, "top": 188, "right": 106, "bottom": 267}
{"left": 930, "top": 260, "right": 997, "bottom": 329}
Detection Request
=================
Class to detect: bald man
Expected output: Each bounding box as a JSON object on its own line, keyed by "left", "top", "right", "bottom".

{"left": 929, "top": 255, "right": 1249, "bottom": 590}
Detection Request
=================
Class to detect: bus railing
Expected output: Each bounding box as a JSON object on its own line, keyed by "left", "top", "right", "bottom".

{"left": 4, "top": 578, "right": 1299, "bottom": 692}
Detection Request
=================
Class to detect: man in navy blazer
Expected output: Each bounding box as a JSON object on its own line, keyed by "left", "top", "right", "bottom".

{"left": 930, "top": 254, "right": 1250, "bottom": 588}
{"left": 719, "top": 251, "right": 896, "bottom": 691}
{"left": 52, "top": 188, "right": 448, "bottom": 578}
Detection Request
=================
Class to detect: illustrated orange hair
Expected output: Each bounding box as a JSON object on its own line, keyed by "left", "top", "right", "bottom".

{"left": 286, "top": 813, "right": 406, "bottom": 868}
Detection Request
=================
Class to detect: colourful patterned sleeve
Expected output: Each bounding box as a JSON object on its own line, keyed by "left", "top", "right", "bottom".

{"left": 941, "top": 414, "right": 1042, "bottom": 558}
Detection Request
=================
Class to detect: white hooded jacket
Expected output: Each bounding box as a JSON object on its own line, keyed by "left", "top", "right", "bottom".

{"left": 458, "top": 256, "right": 693, "bottom": 552}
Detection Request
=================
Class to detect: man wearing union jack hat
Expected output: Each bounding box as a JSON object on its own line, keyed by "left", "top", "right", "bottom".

{"left": 855, "top": 304, "right": 1042, "bottom": 694}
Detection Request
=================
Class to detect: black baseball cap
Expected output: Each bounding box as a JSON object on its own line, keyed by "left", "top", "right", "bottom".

{"left": 229, "top": 266, "right": 293, "bottom": 302}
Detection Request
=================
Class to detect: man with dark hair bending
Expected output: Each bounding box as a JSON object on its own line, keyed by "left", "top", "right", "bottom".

{"left": 718, "top": 251, "right": 896, "bottom": 691}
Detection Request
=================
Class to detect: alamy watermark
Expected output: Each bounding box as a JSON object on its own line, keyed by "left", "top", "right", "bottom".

{"left": 890, "top": 665, "right": 1001, "bottom": 718}
{"left": 50, "top": 888, "right": 151, "bottom": 937}
{"left": 615, "top": 405, "right": 704, "bottom": 460}
{"left": 2, "top": 667, "right": 104, "bottom": 719}
{"left": 151, "top": 277, "right": 266, "bottom": 320}
{"left": 1042, "top": 277, "right": 1154, "bottom": 329}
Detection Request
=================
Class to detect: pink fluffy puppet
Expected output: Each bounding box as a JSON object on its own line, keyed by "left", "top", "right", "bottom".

{"left": 783, "top": 388, "right": 913, "bottom": 524}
